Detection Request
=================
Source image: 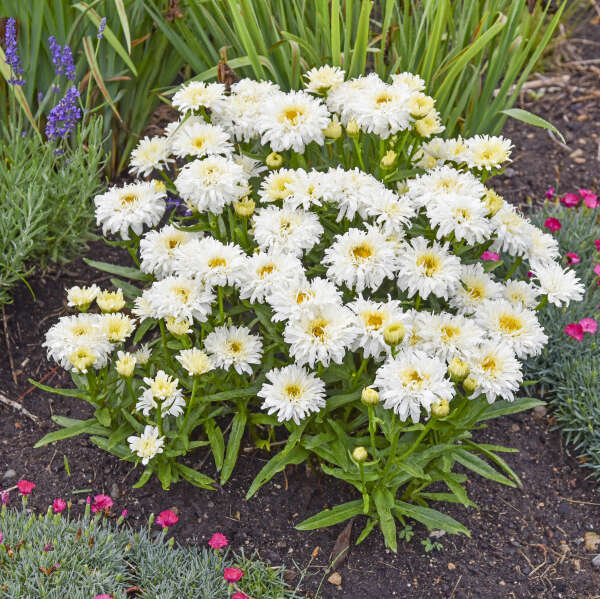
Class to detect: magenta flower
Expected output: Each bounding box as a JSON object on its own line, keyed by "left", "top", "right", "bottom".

{"left": 121, "top": 509, "right": 128, "bottom": 518}
{"left": 481, "top": 250, "right": 500, "bottom": 262}
{"left": 232, "top": 593, "right": 249, "bottom": 599}
{"left": 209, "top": 533, "right": 229, "bottom": 549}
{"left": 545, "top": 187, "right": 555, "bottom": 200}
{"left": 561, "top": 193, "right": 580, "bottom": 208}
{"left": 527, "top": 271, "right": 533, "bottom": 278}
{"left": 156, "top": 509, "right": 179, "bottom": 528}
{"left": 1, "top": 491, "right": 9, "bottom": 505}
{"left": 17, "top": 480, "right": 35, "bottom": 495}
{"left": 224, "top": 567, "right": 244, "bottom": 583}
{"left": 580, "top": 318, "right": 598, "bottom": 334}
{"left": 594, "top": 240, "right": 600, "bottom": 252}
{"left": 0, "top": 531, "right": 3, "bottom": 545}
{"left": 52, "top": 498, "right": 67, "bottom": 514}
{"left": 594, "top": 265, "right": 600, "bottom": 277}
{"left": 565, "top": 252, "right": 581, "bottom": 265}
{"left": 93, "top": 595, "right": 113, "bottom": 599}
{"left": 564, "top": 323, "right": 584, "bottom": 341}
{"left": 91, "top": 494, "right": 113, "bottom": 514}
{"left": 580, "top": 189, "right": 598, "bottom": 209}
{"left": 44, "top": 541, "right": 54, "bottom": 552}
{"left": 544, "top": 217, "right": 561, "bottom": 232}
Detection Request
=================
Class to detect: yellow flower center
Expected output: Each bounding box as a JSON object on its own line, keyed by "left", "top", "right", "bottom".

{"left": 466, "top": 282, "right": 485, "bottom": 300}
{"left": 258, "top": 264, "right": 275, "bottom": 278}
{"left": 350, "top": 243, "right": 373, "bottom": 263}
{"left": 310, "top": 319, "right": 328, "bottom": 341}
{"left": 296, "top": 291, "right": 310, "bottom": 304}
{"left": 192, "top": 136, "right": 207, "bottom": 150}
{"left": 441, "top": 325, "right": 459, "bottom": 342}
{"left": 482, "top": 355, "right": 498, "bottom": 375}
{"left": 120, "top": 193, "right": 137, "bottom": 207}
{"left": 279, "top": 105, "right": 305, "bottom": 126}
{"left": 228, "top": 341, "right": 242, "bottom": 354}
{"left": 173, "top": 286, "right": 191, "bottom": 302}
{"left": 401, "top": 367, "right": 426, "bottom": 389}
{"left": 363, "top": 311, "right": 384, "bottom": 330}
{"left": 454, "top": 208, "right": 471, "bottom": 222}
{"left": 208, "top": 257, "right": 227, "bottom": 268}
{"left": 498, "top": 313, "right": 523, "bottom": 335}
{"left": 72, "top": 324, "right": 92, "bottom": 337}
{"left": 375, "top": 92, "right": 392, "bottom": 105}
{"left": 285, "top": 384, "right": 302, "bottom": 400}
{"left": 417, "top": 252, "right": 441, "bottom": 276}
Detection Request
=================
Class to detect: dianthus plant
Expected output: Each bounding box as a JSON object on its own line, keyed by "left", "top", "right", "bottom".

{"left": 36, "top": 67, "right": 584, "bottom": 550}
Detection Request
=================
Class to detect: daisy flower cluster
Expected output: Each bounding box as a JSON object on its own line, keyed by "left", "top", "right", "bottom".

{"left": 42, "top": 67, "right": 583, "bottom": 499}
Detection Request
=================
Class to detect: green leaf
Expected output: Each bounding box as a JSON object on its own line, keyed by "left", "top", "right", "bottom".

{"left": 501, "top": 108, "right": 565, "bottom": 143}
{"left": 83, "top": 258, "right": 152, "bottom": 281}
{"left": 373, "top": 487, "right": 397, "bottom": 552}
{"left": 34, "top": 418, "right": 103, "bottom": 448}
{"left": 394, "top": 501, "right": 470, "bottom": 537}
{"left": 206, "top": 419, "right": 225, "bottom": 472}
{"left": 220, "top": 409, "right": 247, "bottom": 485}
{"left": 203, "top": 385, "right": 261, "bottom": 403}
{"left": 133, "top": 467, "right": 154, "bottom": 489}
{"left": 419, "top": 492, "right": 476, "bottom": 506}
{"left": 355, "top": 517, "right": 377, "bottom": 545}
{"left": 109, "top": 278, "right": 141, "bottom": 299}
{"left": 453, "top": 448, "right": 516, "bottom": 487}
{"left": 94, "top": 407, "right": 112, "bottom": 427}
{"left": 464, "top": 441, "right": 522, "bottom": 487}
{"left": 296, "top": 500, "right": 363, "bottom": 530}
{"left": 157, "top": 461, "right": 172, "bottom": 490}
{"left": 176, "top": 464, "right": 216, "bottom": 490}
{"left": 113, "top": 0, "right": 131, "bottom": 54}
{"left": 90, "top": 436, "right": 129, "bottom": 459}
{"left": 28, "top": 379, "right": 88, "bottom": 400}
{"left": 133, "top": 318, "right": 156, "bottom": 344}
{"left": 478, "top": 397, "right": 545, "bottom": 422}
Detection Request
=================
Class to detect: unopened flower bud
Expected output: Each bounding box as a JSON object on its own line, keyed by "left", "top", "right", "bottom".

{"left": 483, "top": 189, "right": 504, "bottom": 216}
{"left": 166, "top": 316, "right": 192, "bottom": 336}
{"left": 66, "top": 284, "right": 99, "bottom": 312}
{"left": 115, "top": 351, "right": 136, "bottom": 378}
{"left": 154, "top": 180, "right": 167, "bottom": 193}
{"left": 266, "top": 152, "right": 283, "bottom": 169}
{"left": 448, "top": 357, "right": 470, "bottom": 382}
{"left": 346, "top": 119, "right": 360, "bottom": 137}
{"left": 233, "top": 197, "right": 255, "bottom": 218}
{"left": 361, "top": 387, "right": 379, "bottom": 406}
{"left": 323, "top": 117, "right": 342, "bottom": 139}
{"left": 431, "top": 399, "right": 450, "bottom": 418}
{"left": 352, "top": 446, "right": 368, "bottom": 463}
{"left": 408, "top": 92, "right": 435, "bottom": 118}
{"left": 383, "top": 321, "right": 405, "bottom": 346}
{"left": 96, "top": 289, "right": 125, "bottom": 313}
{"left": 462, "top": 376, "right": 478, "bottom": 394}
{"left": 380, "top": 150, "right": 397, "bottom": 168}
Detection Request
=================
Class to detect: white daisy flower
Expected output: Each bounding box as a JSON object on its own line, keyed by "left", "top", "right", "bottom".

{"left": 419, "top": 312, "right": 483, "bottom": 362}
{"left": 490, "top": 204, "right": 531, "bottom": 257}
{"left": 232, "top": 153, "right": 267, "bottom": 179}
{"left": 176, "top": 348, "right": 214, "bottom": 376}
{"left": 324, "top": 225, "right": 398, "bottom": 293}
{"left": 172, "top": 80, "right": 226, "bottom": 114}
{"left": 284, "top": 304, "right": 357, "bottom": 368}
{"left": 365, "top": 189, "right": 416, "bottom": 237}
{"left": 204, "top": 325, "right": 263, "bottom": 375}
{"left": 137, "top": 370, "right": 185, "bottom": 417}
{"left": 268, "top": 277, "right": 341, "bottom": 322}
{"left": 503, "top": 279, "right": 539, "bottom": 309}
{"left": 129, "top": 136, "right": 172, "bottom": 177}
{"left": 258, "top": 90, "right": 331, "bottom": 152}
{"left": 259, "top": 168, "right": 297, "bottom": 203}
{"left": 171, "top": 121, "right": 233, "bottom": 158}
{"left": 66, "top": 285, "right": 99, "bottom": 309}
{"left": 464, "top": 135, "right": 513, "bottom": 171}
{"left": 238, "top": 251, "right": 304, "bottom": 303}
{"left": 390, "top": 72, "right": 426, "bottom": 91}
{"left": 134, "top": 343, "right": 152, "bottom": 365}
{"left": 475, "top": 299, "right": 548, "bottom": 359}
{"left": 529, "top": 260, "right": 585, "bottom": 307}
{"left": 251, "top": 205, "right": 323, "bottom": 256}
{"left": 175, "top": 156, "right": 248, "bottom": 214}
{"left": 144, "top": 276, "right": 214, "bottom": 322}
{"left": 94, "top": 182, "right": 166, "bottom": 240}
{"left": 373, "top": 349, "right": 454, "bottom": 423}
{"left": 467, "top": 341, "right": 522, "bottom": 403}
{"left": 282, "top": 169, "right": 328, "bottom": 211}
{"left": 304, "top": 65, "right": 345, "bottom": 95}
{"left": 140, "top": 224, "right": 198, "bottom": 279}
{"left": 524, "top": 224, "right": 560, "bottom": 264}
{"left": 326, "top": 73, "right": 381, "bottom": 114}
{"left": 323, "top": 167, "right": 379, "bottom": 221}
{"left": 101, "top": 313, "right": 136, "bottom": 343}
{"left": 128, "top": 425, "right": 165, "bottom": 465}
{"left": 396, "top": 237, "right": 461, "bottom": 300}
{"left": 258, "top": 364, "right": 326, "bottom": 424}
{"left": 450, "top": 264, "right": 504, "bottom": 314}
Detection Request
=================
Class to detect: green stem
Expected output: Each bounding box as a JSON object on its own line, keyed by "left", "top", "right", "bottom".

{"left": 218, "top": 287, "right": 225, "bottom": 324}
{"left": 414, "top": 295, "right": 421, "bottom": 311}
{"left": 398, "top": 419, "right": 435, "bottom": 463}
{"left": 504, "top": 256, "right": 523, "bottom": 281}
{"left": 158, "top": 320, "right": 176, "bottom": 370}
{"left": 352, "top": 136, "right": 365, "bottom": 171}
{"left": 381, "top": 414, "right": 399, "bottom": 480}
{"left": 182, "top": 377, "right": 199, "bottom": 436}
{"left": 156, "top": 400, "right": 163, "bottom": 437}
{"left": 368, "top": 405, "right": 377, "bottom": 456}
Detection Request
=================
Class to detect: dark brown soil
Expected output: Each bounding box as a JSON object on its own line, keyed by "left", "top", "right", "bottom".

{"left": 2, "top": 15, "right": 600, "bottom": 599}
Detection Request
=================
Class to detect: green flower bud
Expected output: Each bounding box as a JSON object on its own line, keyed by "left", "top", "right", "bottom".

{"left": 266, "top": 152, "right": 283, "bottom": 169}
{"left": 448, "top": 357, "right": 470, "bottom": 382}
{"left": 384, "top": 322, "right": 405, "bottom": 346}
{"left": 462, "top": 376, "right": 478, "bottom": 394}
{"left": 431, "top": 399, "right": 450, "bottom": 418}
{"left": 361, "top": 387, "right": 380, "bottom": 406}
{"left": 352, "top": 446, "right": 369, "bottom": 463}
{"left": 346, "top": 119, "right": 360, "bottom": 137}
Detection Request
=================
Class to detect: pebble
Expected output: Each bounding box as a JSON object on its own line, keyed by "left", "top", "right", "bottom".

{"left": 3, "top": 469, "right": 16, "bottom": 480}
{"left": 328, "top": 572, "right": 342, "bottom": 586}
{"left": 532, "top": 405, "right": 547, "bottom": 420}
{"left": 592, "top": 554, "right": 600, "bottom": 568}
{"left": 111, "top": 482, "right": 119, "bottom": 499}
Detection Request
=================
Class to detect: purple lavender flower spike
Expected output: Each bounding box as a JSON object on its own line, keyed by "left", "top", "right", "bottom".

{"left": 97, "top": 17, "right": 107, "bottom": 39}
{"left": 5, "top": 18, "right": 25, "bottom": 85}
{"left": 48, "top": 35, "right": 62, "bottom": 75}
{"left": 61, "top": 45, "right": 76, "bottom": 80}
{"left": 48, "top": 36, "right": 76, "bottom": 80}
{"left": 45, "top": 86, "right": 82, "bottom": 141}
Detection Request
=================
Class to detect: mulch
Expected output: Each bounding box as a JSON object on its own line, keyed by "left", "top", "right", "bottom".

{"left": 2, "top": 14, "right": 600, "bottom": 599}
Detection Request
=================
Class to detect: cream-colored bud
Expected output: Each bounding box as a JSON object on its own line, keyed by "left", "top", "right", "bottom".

{"left": 323, "top": 117, "right": 342, "bottom": 139}
{"left": 352, "top": 446, "right": 369, "bottom": 463}
{"left": 383, "top": 322, "right": 406, "bottom": 346}
{"left": 483, "top": 189, "right": 504, "bottom": 216}
{"left": 380, "top": 150, "right": 397, "bottom": 168}
{"left": 96, "top": 289, "right": 125, "bottom": 313}
{"left": 431, "top": 399, "right": 450, "bottom": 418}
{"left": 154, "top": 180, "right": 167, "bottom": 193}
{"left": 448, "top": 357, "right": 470, "bottom": 382}
{"left": 361, "top": 387, "right": 380, "bottom": 406}
{"left": 415, "top": 111, "right": 443, "bottom": 138}
{"left": 166, "top": 316, "right": 192, "bottom": 336}
{"left": 408, "top": 92, "right": 435, "bottom": 118}
{"left": 233, "top": 197, "right": 255, "bottom": 218}
{"left": 463, "top": 376, "right": 478, "bottom": 394}
{"left": 68, "top": 347, "right": 96, "bottom": 373}
{"left": 346, "top": 119, "right": 360, "bottom": 137}
{"left": 266, "top": 152, "right": 283, "bottom": 169}
{"left": 66, "top": 284, "right": 99, "bottom": 311}
{"left": 116, "top": 351, "right": 136, "bottom": 378}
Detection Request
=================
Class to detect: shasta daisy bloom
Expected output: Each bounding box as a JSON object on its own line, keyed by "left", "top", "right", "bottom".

{"left": 503, "top": 279, "right": 539, "bottom": 309}
{"left": 128, "top": 425, "right": 165, "bottom": 465}
{"left": 324, "top": 226, "right": 398, "bottom": 293}
{"left": 144, "top": 276, "right": 215, "bottom": 322}
{"left": 490, "top": 205, "right": 531, "bottom": 257}
{"left": 475, "top": 299, "right": 547, "bottom": 359}
{"left": 529, "top": 260, "right": 585, "bottom": 307}
{"left": 132, "top": 295, "right": 154, "bottom": 321}
{"left": 348, "top": 297, "right": 409, "bottom": 360}
{"left": 258, "top": 364, "right": 326, "bottom": 424}
{"left": 524, "top": 225, "right": 560, "bottom": 263}
{"left": 284, "top": 304, "right": 358, "bottom": 368}
{"left": 390, "top": 72, "right": 425, "bottom": 91}
{"left": 101, "top": 313, "right": 135, "bottom": 343}
{"left": 282, "top": 169, "right": 328, "bottom": 211}
{"left": 172, "top": 80, "right": 226, "bottom": 114}
{"left": 466, "top": 341, "right": 522, "bottom": 403}
{"left": 365, "top": 189, "right": 416, "bottom": 237}
{"left": 324, "top": 167, "right": 382, "bottom": 222}
{"left": 94, "top": 181, "right": 167, "bottom": 240}
{"left": 134, "top": 343, "right": 152, "bottom": 365}
{"left": 137, "top": 370, "right": 185, "bottom": 417}
{"left": 239, "top": 251, "right": 304, "bottom": 303}
{"left": 166, "top": 315, "right": 192, "bottom": 336}
{"left": 232, "top": 153, "right": 267, "bottom": 179}
{"left": 373, "top": 349, "right": 454, "bottom": 423}
{"left": 415, "top": 110, "right": 444, "bottom": 138}
{"left": 173, "top": 236, "right": 247, "bottom": 288}
{"left": 67, "top": 346, "right": 100, "bottom": 373}
{"left": 407, "top": 91, "right": 435, "bottom": 118}
{"left": 396, "top": 237, "right": 461, "bottom": 300}
{"left": 204, "top": 325, "right": 263, "bottom": 375}
{"left": 251, "top": 205, "right": 323, "bottom": 256}
{"left": 258, "top": 90, "right": 331, "bottom": 152}
{"left": 259, "top": 169, "right": 296, "bottom": 203}
{"left": 66, "top": 284, "right": 99, "bottom": 309}
{"left": 139, "top": 224, "right": 198, "bottom": 279}
{"left": 176, "top": 348, "right": 214, "bottom": 376}
{"left": 171, "top": 121, "right": 233, "bottom": 158}
{"left": 129, "top": 135, "right": 171, "bottom": 177}
{"left": 426, "top": 193, "right": 492, "bottom": 245}
{"left": 115, "top": 350, "right": 136, "bottom": 377}
{"left": 304, "top": 65, "right": 345, "bottom": 94}
{"left": 419, "top": 312, "right": 483, "bottom": 362}
{"left": 267, "top": 277, "right": 341, "bottom": 322}
{"left": 175, "top": 156, "right": 248, "bottom": 214}
{"left": 464, "top": 135, "right": 513, "bottom": 170}
{"left": 96, "top": 289, "right": 125, "bottom": 313}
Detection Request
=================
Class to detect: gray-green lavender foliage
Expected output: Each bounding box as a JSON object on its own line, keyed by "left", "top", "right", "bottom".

{"left": 525, "top": 198, "right": 600, "bottom": 480}
{"left": 0, "top": 502, "right": 298, "bottom": 599}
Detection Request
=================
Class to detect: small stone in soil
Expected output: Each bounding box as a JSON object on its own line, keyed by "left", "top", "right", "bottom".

{"left": 3, "top": 469, "right": 16, "bottom": 479}
{"left": 532, "top": 405, "right": 547, "bottom": 419}
{"left": 592, "top": 554, "right": 600, "bottom": 568}
{"left": 328, "top": 572, "right": 342, "bottom": 586}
